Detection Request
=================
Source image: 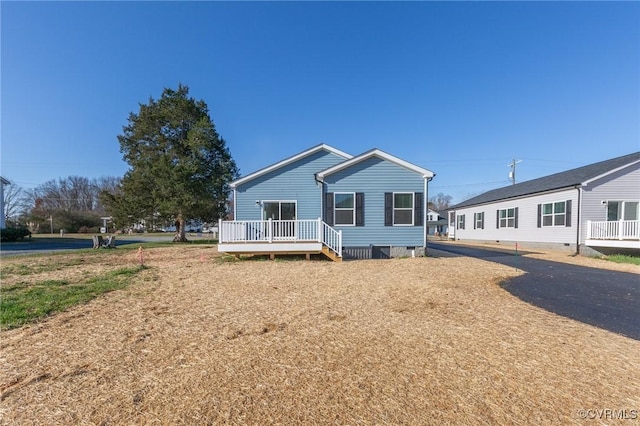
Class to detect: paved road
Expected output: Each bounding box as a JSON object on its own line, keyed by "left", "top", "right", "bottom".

{"left": 429, "top": 242, "right": 640, "bottom": 341}
{"left": 0, "top": 235, "right": 175, "bottom": 257}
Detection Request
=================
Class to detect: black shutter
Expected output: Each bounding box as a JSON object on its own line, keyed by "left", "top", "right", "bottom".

{"left": 462, "top": 214, "right": 465, "bottom": 230}
{"left": 537, "top": 204, "right": 542, "bottom": 228}
{"left": 481, "top": 212, "right": 485, "bottom": 229}
{"left": 356, "top": 193, "right": 365, "bottom": 226}
{"left": 414, "top": 192, "right": 423, "bottom": 226}
{"left": 384, "top": 193, "right": 393, "bottom": 226}
{"left": 496, "top": 210, "right": 500, "bottom": 229}
{"left": 325, "top": 192, "right": 334, "bottom": 226}
{"left": 566, "top": 200, "right": 572, "bottom": 227}
{"left": 474, "top": 213, "right": 477, "bottom": 230}
{"left": 514, "top": 207, "right": 519, "bottom": 229}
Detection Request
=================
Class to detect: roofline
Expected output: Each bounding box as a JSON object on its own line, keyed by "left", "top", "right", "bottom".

{"left": 582, "top": 158, "right": 640, "bottom": 186}
{"left": 230, "top": 144, "right": 353, "bottom": 188}
{"left": 450, "top": 156, "right": 640, "bottom": 210}
{"left": 448, "top": 184, "right": 581, "bottom": 210}
{"left": 0, "top": 177, "right": 10, "bottom": 185}
{"left": 316, "top": 148, "right": 434, "bottom": 181}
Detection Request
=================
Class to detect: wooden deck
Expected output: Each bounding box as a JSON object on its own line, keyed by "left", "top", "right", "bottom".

{"left": 217, "top": 219, "right": 343, "bottom": 262}
{"left": 217, "top": 241, "right": 341, "bottom": 261}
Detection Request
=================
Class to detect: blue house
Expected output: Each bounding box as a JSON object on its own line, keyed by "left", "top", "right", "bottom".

{"left": 218, "top": 144, "right": 435, "bottom": 260}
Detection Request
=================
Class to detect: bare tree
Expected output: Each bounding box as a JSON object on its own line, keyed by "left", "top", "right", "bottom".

{"left": 2, "top": 182, "right": 30, "bottom": 226}
{"left": 429, "top": 192, "right": 453, "bottom": 211}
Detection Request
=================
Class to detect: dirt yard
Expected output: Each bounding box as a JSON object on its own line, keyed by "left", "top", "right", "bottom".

{"left": 1, "top": 246, "right": 639, "bottom": 425}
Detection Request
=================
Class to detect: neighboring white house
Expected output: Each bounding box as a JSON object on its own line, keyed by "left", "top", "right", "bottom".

{"left": 0, "top": 176, "right": 10, "bottom": 229}
{"left": 447, "top": 152, "right": 640, "bottom": 255}
{"left": 426, "top": 208, "right": 448, "bottom": 236}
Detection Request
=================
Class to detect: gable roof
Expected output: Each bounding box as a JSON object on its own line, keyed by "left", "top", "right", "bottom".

{"left": 451, "top": 151, "right": 640, "bottom": 209}
{"left": 230, "top": 144, "right": 352, "bottom": 188}
{"left": 315, "top": 148, "right": 435, "bottom": 181}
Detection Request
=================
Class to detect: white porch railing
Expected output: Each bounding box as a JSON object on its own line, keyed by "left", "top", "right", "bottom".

{"left": 219, "top": 218, "right": 342, "bottom": 257}
{"left": 587, "top": 220, "right": 639, "bottom": 240}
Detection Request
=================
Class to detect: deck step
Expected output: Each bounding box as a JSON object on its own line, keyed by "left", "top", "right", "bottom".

{"left": 321, "top": 246, "right": 342, "bottom": 262}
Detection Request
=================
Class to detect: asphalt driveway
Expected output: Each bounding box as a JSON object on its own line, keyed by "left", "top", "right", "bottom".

{"left": 429, "top": 242, "right": 640, "bottom": 340}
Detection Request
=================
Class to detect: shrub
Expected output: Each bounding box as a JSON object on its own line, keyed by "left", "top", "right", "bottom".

{"left": 1, "top": 227, "right": 32, "bottom": 242}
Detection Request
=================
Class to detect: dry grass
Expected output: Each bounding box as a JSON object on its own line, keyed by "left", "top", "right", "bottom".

{"left": 1, "top": 246, "right": 639, "bottom": 425}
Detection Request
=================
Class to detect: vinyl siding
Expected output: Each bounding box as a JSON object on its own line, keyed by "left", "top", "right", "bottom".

{"left": 235, "top": 150, "right": 346, "bottom": 220}
{"left": 580, "top": 163, "right": 640, "bottom": 242}
{"left": 323, "top": 157, "right": 425, "bottom": 247}
{"left": 453, "top": 188, "right": 578, "bottom": 245}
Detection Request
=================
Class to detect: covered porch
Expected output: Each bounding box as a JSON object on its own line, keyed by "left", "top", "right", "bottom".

{"left": 585, "top": 220, "right": 640, "bottom": 249}
{"left": 217, "top": 218, "right": 342, "bottom": 261}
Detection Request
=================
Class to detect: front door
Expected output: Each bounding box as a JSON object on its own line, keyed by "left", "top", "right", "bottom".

{"left": 262, "top": 201, "right": 297, "bottom": 239}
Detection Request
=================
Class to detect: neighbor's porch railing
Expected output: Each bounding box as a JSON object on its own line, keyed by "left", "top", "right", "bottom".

{"left": 219, "top": 218, "right": 342, "bottom": 257}
{"left": 587, "top": 220, "right": 639, "bottom": 240}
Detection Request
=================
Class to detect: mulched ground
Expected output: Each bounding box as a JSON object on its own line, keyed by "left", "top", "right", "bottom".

{"left": 1, "top": 246, "right": 638, "bottom": 425}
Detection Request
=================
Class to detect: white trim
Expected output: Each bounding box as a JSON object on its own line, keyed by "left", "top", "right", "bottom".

{"left": 218, "top": 242, "right": 323, "bottom": 253}
{"left": 393, "top": 192, "right": 414, "bottom": 226}
{"left": 230, "top": 144, "right": 352, "bottom": 188}
{"left": 316, "top": 149, "right": 434, "bottom": 181}
{"left": 586, "top": 239, "right": 640, "bottom": 249}
{"left": 582, "top": 159, "right": 640, "bottom": 187}
{"left": 540, "top": 200, "right": 568, "bottom": 227}
{"left": 334, "top": 192, "right": 356, "bottom": 226}
{"left": 423, "top": 177, "right": 427, "bottom": 247}
{"left": 232, "top": 189, "right": 237, "bottom": 220}
{"left": 498, "top": 207, "right": 517, "bottom": 229}
{"left": 261, "top": 200, "right": 298, "bottom": 220}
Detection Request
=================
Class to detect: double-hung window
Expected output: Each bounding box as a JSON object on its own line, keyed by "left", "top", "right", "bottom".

{"left": 393, "top": 193, "right": 414, "bottom": 226}
{"left": 474, "top": 212, "right": 484, "bottom": 229}
{"left": 457, "top": 214, "right": 465, "bottom": 230}
{"left": 498, "top": 208, "right": 516, "bottom": 228}
{"left": 542, "top": 201, "right": 566, "bottom": 226}
{"left": 537, "top": 200, "right": 571, "bottom": 228}
{"left": 334, "top": 193, "right": 355, "bottom": 226}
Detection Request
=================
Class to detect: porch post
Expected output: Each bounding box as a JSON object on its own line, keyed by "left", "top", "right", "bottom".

{"left": 338, "top": 230, "right": 342, "bottom": 258}
{"left": 218, "top": 218, "right": 223, "bottom": 242}
{"left": 317, "top": 218, "right": 322, "bottom": 242}
{"left": 586, "top": 220, "right": 591, "bottom": 240}
{"left": 268, "top": 218, "right": 273, "bottom": 243}
{"left": 619, "top": 219, "right": 624, "bottom": 240}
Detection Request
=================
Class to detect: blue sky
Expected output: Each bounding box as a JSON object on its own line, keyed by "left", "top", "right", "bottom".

{"left": 2, "top": 1, "right": 639, "bottom": 204}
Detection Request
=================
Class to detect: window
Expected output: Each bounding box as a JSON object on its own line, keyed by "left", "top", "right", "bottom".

{"left": 457, "top": 214, "right": 465, "bottom": 230}
{"left": 334, "top": 193, "right": 355, "bottom": 225}
{"left": 384, "top": 192, "right": 423, "bottom": 226}
{"left": 537, "top": 200, "right": 571, "bottom": 228}
{"left": 607, "top": 201, "right": 639, "bottom": 221}
{"left": 325, "top": 192, "right": 364, "bottom": 226}
{"left": 393, "top": 193, "right": 414, "bottom": 225}
{"left": 498, "top": 208, "right": 517, "bottom": 228}
{"left": 474, "top": 212, "right": 484, "bottom": 229}
{"left": 541, "top": 201, "right": 566, "bottom": 226}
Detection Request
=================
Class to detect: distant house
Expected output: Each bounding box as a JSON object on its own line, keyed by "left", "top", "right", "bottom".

{"left": 447, "top": 152, "right": 640, "bottom": 255}
{"left": 218, "top": 144, "right": 435, "bottom": 260}
{"left": 426, "top": 208, "right": 448, "bottom": 236}
{"left": 0, "top": 176, "right": 10, "bottom": 229}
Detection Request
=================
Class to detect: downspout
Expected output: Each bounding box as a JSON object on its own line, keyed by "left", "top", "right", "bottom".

{"left": 424, "top": 175, "right": 434, "bottom": 252}
{"left": 575, "top": 185, "right": 582, "bottom": 255}
{"left": 233, "top": 188, "right": 237, "bottom": 220}
{"left": 314, "top": 173, "right": 323, "bottom": 221}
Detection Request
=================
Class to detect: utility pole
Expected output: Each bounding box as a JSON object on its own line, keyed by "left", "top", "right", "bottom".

{"left": 508, "top": 159, "right": 522, "bottom": 185}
